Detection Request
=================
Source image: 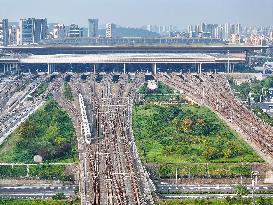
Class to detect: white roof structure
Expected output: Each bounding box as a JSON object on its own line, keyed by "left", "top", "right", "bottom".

{"left": 19, "top": 53, "right": 245, "bottom": 64}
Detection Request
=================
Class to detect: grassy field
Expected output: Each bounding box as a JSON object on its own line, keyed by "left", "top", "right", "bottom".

{"left": 133, "top": 104, "right": 262, "bottom": 165}
{"left": 138, "top": 82, "right": 180, "bottom": 101}
{"left": 0, "top": 99, "right": 77, "bottom": 163}
{"left": 0, "top": 164, "right": 73, "bottom": 181}
{"left": 156, "top": 197, "right": 273, "bottom": 205}
{"left": 0, "top": 199, "right": 80, "bottom": 205}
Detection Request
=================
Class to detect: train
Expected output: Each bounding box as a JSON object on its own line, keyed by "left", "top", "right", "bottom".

{"left": 79, "top": 93, "right": 92, "bottom": 144}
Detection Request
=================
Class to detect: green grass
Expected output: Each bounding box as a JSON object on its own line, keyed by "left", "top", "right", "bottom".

{"left": 157, "top": 163, "right": 253, "bottom": 178}
{"left": 138, "top": 82, "right": 180, "bottom": 101}
{"left": 0, "top": 199, "right": 80, "bottom": 205}
{"left": 31, "top": 82, "right": 48, "bottom": 97}
{"left": 0, "top": 164, "right": 74, "bottom": 181}
{"left": 63, "top": 82, "right": 73, "bottom": 101}
{"left": 29, "top": 164, "right": 73, "bottom": 181}
{"left": 0, "top": 99, "right": 77, "bottom": 163}
{"left": 0, "top": 165, "right": 27, "bottom": 178}
{"left": 156, "top": 197, "right": 273, "bottom": 205}
{"left": 133, "top": 104, "right": 262, "bottom": 165}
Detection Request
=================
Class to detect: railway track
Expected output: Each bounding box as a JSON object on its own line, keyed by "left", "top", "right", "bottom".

{"left": 156, "top": 72, "right": 273, "bottom": 165}
{"left": 76, "top": 73, "right": 154, "bottom": 204}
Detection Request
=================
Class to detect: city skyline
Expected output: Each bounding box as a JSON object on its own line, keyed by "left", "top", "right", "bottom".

{"left": 0, "top": 0, "right": 273, "bottom": 28}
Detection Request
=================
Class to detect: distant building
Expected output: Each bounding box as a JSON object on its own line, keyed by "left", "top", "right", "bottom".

{"left": 68, "top": 24, "right": 83, "bottom": 38}
{"left": 0, "top": 19, "right": 9, "bottom": 46}
{"left": 230, "top": 34, "right": 241, "bottom": 44}
{"left": 224, "top": 23, "right": 230, "bottom": 41}
{"left": 8, "top": 25, "right": 17, "bottom": 45}
{"left": 88, "top": 19, "right": 98, "bottom": 37}
{"left": 53, "top": 24, "right": 66, "bottom": 39}
{"left": 106, "top": 23, "right": 115, "bottom": 38}
{"left": 19, "top": 18, "right": 48, "bottom": 45}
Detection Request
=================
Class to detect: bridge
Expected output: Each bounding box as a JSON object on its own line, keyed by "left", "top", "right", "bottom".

{"left": 0, "top": 44, "right": 269, "bottom": 55}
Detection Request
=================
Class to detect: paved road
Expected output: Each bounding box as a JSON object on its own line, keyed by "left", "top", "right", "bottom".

{"left": 158, "top": 184, "right": 273, "bottom": 193}
{"left": 162, "top": 193, "right": 273, "bottom": 199}
{"left": 0, "top": 185, "right": 78, "bottom": 199}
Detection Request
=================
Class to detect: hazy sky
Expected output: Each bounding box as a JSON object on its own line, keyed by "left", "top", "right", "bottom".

{"left": 1, "top": 0, "right": 272, "bottom": 28}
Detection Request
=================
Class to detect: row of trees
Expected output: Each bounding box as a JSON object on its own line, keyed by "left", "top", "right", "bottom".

{"left": 229, "top": 76, "right": 273, "bottom": 102}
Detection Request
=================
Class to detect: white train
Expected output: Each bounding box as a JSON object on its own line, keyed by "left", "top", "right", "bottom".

{"left": 79, "top": 94, "right": 92, "bottom": 144}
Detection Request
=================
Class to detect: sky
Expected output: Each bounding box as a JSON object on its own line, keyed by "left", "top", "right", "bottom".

{"left": 0, "top": 0, "right": 272, "bottom": 29}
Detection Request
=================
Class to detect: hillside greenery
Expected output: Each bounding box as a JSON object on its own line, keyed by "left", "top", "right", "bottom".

{"left": 0, "top": 99, "right": 77, "bottom": 163}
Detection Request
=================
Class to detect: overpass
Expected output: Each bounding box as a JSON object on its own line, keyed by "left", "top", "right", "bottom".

{"left": 0, "top": 44, "right": 269, "bottom": 55}
{"left": 0, "top": 53, "right": 245, "bottom": 74}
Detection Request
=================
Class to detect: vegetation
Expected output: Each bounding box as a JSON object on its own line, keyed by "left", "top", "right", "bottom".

{"left": 229, "top": 76, "right": 273, "bottom": 102}
{"left": 0, "top": 199, "right": 80, "bottom": 205}
{"left": 31, "top": 82, "right": 48, "bottom": 97}
{"left": 63, "top": 82, "right": 73, "bottom": 101}
{"left": 133, "top": 104, "right": 261, "bottom": 165}
{"left": 251, "top": 106, "right": 273, "bottom": 126}
{"left": 0, "top": 99, "right": 77, "bottom": 163}
{"left": 29, "top": 164, "right": 73, "bottom": 181}
{"left": 229, "top": 76, "right": 273, "bottom": 126}
{"left": 156, "top": 197, "right": 273, "bottom": 205}
{"left": 0, "top": 165, "right": 27, "bottom": 178}
{"left": 52, "top": 193, "right": 66, "bottom": 200}
{"left": 234, "top": 184, "right": 249, "bottom": 198}
{"left": 0, "top": 164, "right": 73, "bottom": 181}
{"left": 157, "top": 163, "right": 253, "bottom": 178}
{"left": 138, "top": 82, "right": 180, "bottom": 101}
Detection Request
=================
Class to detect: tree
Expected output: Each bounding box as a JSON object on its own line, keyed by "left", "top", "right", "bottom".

{"left": 235, "top": 184, "right": 249, "bottom": 201}
{"left": 202, "top": 146, "right": 218, "bottom": 161}
{"left": 52, "top": 192, "right": 66, "bottom": 200}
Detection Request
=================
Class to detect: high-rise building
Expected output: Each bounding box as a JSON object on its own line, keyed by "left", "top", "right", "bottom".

{"left": 224, "top": 23, "right": 230, "bottom": 41}
{"left": 19, "top": 18, "right": 47, "bottom": 45}
{"left": 88, "top": 19, "right": 98, "bottom": 37}
{"left": 106, "top": 23, "right": 115, "bottom": 38}
{"left": 53, "top": 24, "right": 66, "bottom": 39}
{"left": 8, "top": 25, "right": 17, "bottom": 45}
{"left": 33, "top": 18, "right": 48, "bottom": 42}
{"left": 0, "top": 19, "right": 9, "bottom": 46}
{"left": 235, "top": 24, "right": 241, "bottom": 35}
{"left": 68, "top": 24, "right": 83, "bottom": 38}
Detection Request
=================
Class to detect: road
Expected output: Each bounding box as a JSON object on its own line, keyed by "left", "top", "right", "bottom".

{"left": 162, "top": 193, "right": 273, "bottom": 199}
{"left": 0, "top": 185, "right": 78, "bottom": 199}
{"left": 158, "top": 184, "right": 273, "bottom": 193}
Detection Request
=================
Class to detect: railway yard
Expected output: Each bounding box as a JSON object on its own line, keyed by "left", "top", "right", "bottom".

{"left": 1, "top": 71, "right": 273, "bottom": 204}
